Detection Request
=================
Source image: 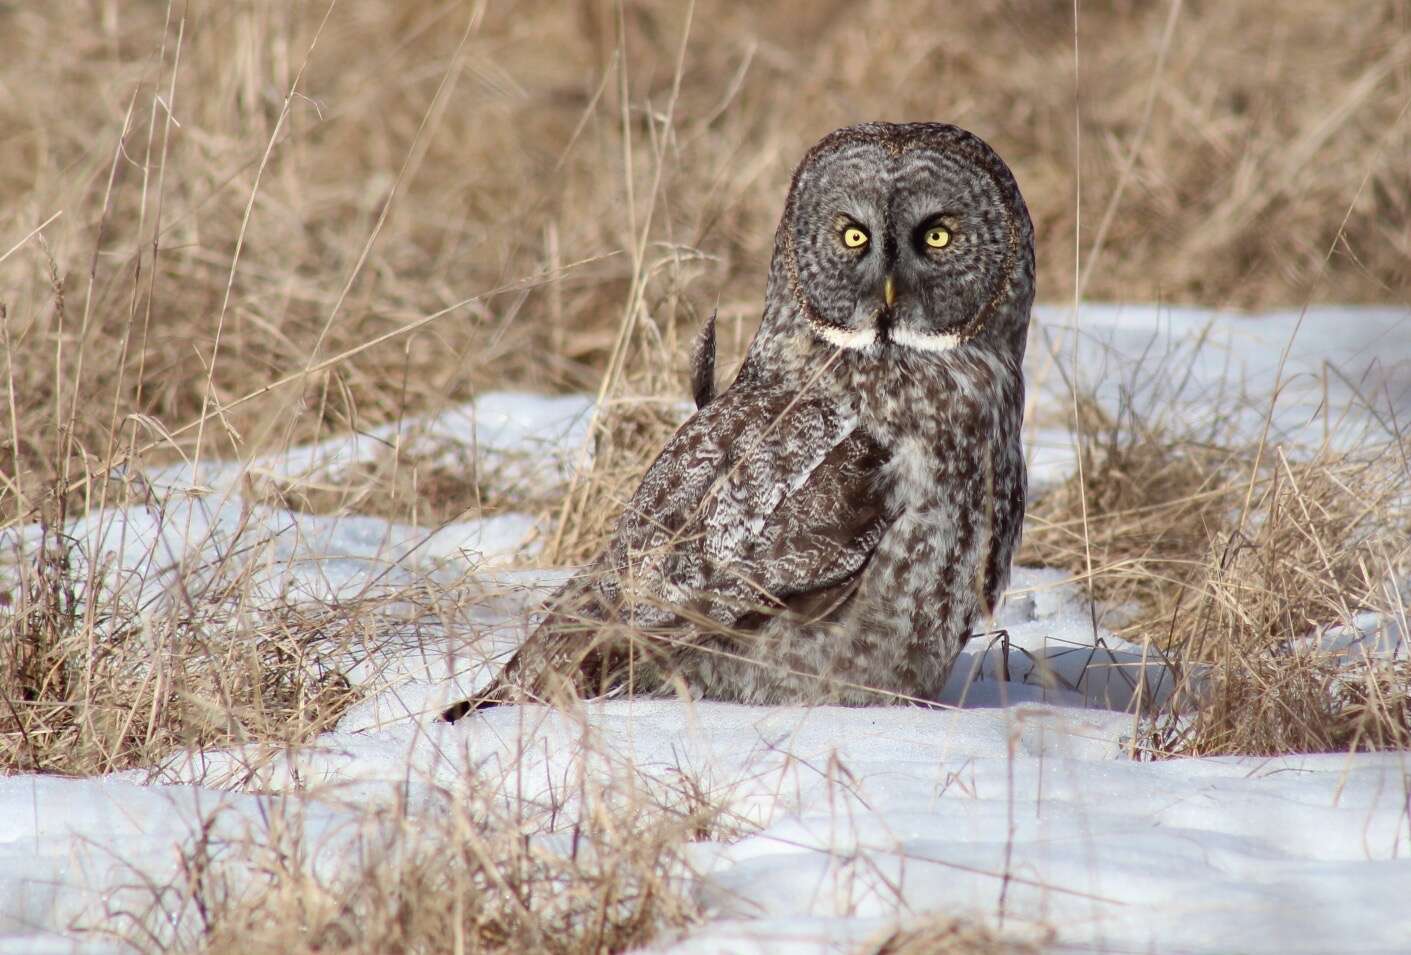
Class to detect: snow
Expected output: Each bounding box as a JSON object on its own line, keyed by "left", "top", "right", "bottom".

{"left": 1025, "top": 304, "right": 1411, "bottom": 490}
{"left": 12, "top": 393, "right": 594, "bottom": 607}
{"left": 2, "top": 306, "right": 1409, "bottom": 953}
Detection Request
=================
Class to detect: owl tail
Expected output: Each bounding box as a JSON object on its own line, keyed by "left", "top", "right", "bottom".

{"left": 437, "top": 581, "right": 623, "bottom": 722}
{"left": 438, "top": 606, "right": 552, "bottom": 723}
{"left": 437, "top": 564, "right": 695, "bottom": 723}
{"left": 439, "top": 692, "right": 502, "bottom": 723}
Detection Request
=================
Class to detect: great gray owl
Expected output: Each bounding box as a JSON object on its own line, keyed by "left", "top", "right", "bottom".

{"left": 443, "top": 121, "right": 1034, "bottom": 721}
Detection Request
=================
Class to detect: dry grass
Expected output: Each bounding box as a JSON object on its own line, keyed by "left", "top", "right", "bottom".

{"left": 102, "top": 759, "right": 725, "bottom": 955}
{"left": 1021, "top": 394, "right": 1240, "bottom": 622}
{"left": 4, "top": 1, "right": 1411, "bottom": 533}
{"left": 860, "top": 914, "right": 1050, "bottom": 955}
{"left": 0, "top": 515, "right": 389, "bottom": 775}
{"left": 1143, "top": 443, "right": 1411, "bottom": 756}
{"left": 546, "top": 398, "right": 686, "bottom": 564}
{"left": 1023, "top": 382, "right": 1411, "bottom": 756}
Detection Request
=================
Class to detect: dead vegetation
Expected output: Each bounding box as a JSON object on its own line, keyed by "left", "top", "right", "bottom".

{"left": 1022, "top": 378, "right": 1411, "bottom": 757}
{"left": 860, "top": 914, "right": 1051, "bottom": 955}
{"left": 105, "top": 763, "right": 721, "bottom": 955}
{"left": 0, "top": 515, "right": 383, "bottom": 775}
{"left": 4, "top": 1, "right": 1410, "bottom": 532}
{"left": 546, "top": 398, "right": 686, "bottom": 565}
{"left": 1143, "top": 441, "right": 1411, "bottom": 756}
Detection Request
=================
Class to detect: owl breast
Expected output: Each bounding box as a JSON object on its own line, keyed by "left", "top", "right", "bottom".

{"left": 842, "top": 345, "right": 1025, "bottom": 699}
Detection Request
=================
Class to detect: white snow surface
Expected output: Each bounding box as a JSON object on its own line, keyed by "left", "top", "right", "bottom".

{"left": 2, "top": 306, "right": 1410, "bottom": 953}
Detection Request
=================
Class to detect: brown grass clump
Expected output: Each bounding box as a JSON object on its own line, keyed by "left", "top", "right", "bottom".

{"left": 1142, "top": 447, "right": 1411, "bottom": 756}
{"left": 0, "top": 520, "right": 375, "bottom": 775}
{"left": 860, "top": 913, "right": 1051, "bottom": 955}
{"left": 1161, "top": 653, "right": 1411, "bottom": 757}
{"left": 546, "top": 397, "right": 687, "bottom": 565}
{"left": 1024, "top": 386, "right": 1411, "bottom": 757}
{"left": 1021, "top": 395, "right": 1238, "bottom": 623}
{"left": 1333, "top": 660, "right": 1411, "bottom": 750}
{"left": 108, "top": 757, "right": 721, "bottom": 955}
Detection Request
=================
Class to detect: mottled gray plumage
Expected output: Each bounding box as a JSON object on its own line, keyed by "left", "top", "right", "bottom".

{"left": 443, "top": 121, "right": 1034, "bottom": 721}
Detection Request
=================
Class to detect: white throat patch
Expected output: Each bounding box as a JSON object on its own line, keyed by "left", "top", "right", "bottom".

{"left": 809, "top": 318, "right": 963, "bottom": 354}
{"left": 810, "top": 320, "right": 878, "bottom": 351}
{"left": 888, "top": 326, "right": 963, "bottom": 353}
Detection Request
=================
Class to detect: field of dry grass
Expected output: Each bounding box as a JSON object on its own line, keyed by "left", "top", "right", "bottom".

{"left": 2, "top": 2, "right": 1411, "bottom": 951}
{"left": 4, "top": 1, "right": 1410, "bottom": 528}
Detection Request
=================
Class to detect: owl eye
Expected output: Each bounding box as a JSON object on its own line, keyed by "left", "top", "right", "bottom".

{"left": 841, "top": 226, "right": 870, "bottom": 249}
{"left": 923, "top": 226, "right": 951, "bottom": 249}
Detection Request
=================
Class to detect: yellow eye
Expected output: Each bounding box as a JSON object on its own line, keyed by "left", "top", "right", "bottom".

{"left": 924, "top": 227, "right": 951, "bottom": 249}
{"left": 842, "top": 227, "right": 869, "bottom": 249}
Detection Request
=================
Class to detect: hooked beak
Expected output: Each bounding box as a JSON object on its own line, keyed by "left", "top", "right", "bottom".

{"left": 883, "top": 275, "right": 897, "bottom": 308}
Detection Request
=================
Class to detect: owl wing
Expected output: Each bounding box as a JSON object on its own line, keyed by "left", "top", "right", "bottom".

{"left": 696, "top": 401, "right": 890, "bottom": 623}
{"left": 440, "top": 384, "right": 891, "bottom": 721}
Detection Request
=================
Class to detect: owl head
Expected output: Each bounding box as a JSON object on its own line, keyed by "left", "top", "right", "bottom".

{"left": 761, "top": 122, "right": 1034, "bottom": 363}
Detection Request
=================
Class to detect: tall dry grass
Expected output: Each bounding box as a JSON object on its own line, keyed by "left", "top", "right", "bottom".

{"left": 0, "top": 512, "right": 391, "bottom": 775}
{"left": 110, "top": 768, "right": 717, "bottom": 955}
{"left": 3, "top": 1, "right": 1410, "bottom": 531}
{"left": 1021, "top": 377, "right": 1411, "bottom": 756}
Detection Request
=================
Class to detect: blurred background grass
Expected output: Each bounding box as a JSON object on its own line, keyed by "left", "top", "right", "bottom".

{"left": 1, "top": 0, "right": 1408, "bottom": 526}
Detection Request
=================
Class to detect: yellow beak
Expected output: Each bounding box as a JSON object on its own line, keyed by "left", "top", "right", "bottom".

{"left": 884, "top": 275, "right": 896, "bottom": 307}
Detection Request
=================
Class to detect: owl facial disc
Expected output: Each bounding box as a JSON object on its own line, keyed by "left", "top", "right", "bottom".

{"left": 778, "top": 122, "right": 1031, "bottom": 359}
